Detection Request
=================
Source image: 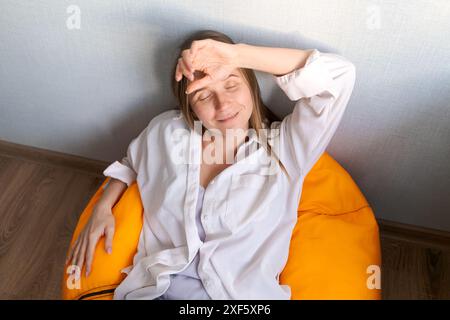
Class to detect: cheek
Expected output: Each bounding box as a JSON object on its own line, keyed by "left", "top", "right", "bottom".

{"left": 191, "top": 104, "right": 214, "bottom": 122}
{"left": 240, "top": 91, "right": 254, "bottom": 117}
{"left": 229, "top": 87, "right": 253, "bottom": 110}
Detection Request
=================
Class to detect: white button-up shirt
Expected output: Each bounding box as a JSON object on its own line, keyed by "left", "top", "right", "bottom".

{"left": 103, "top": 49, "right": 355, "bottom": 300}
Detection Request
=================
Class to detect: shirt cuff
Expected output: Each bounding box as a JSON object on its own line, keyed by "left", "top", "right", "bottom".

{"left": 103, "top": 161, "right": 137, "bottom": 187}
{"left": 120, "top": 265, "right": 133, "bottom": 275}
{"left": 273, "top": 49, "right": 334, "bottom": 102}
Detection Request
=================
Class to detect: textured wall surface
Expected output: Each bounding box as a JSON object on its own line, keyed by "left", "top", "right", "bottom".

{"left": 0, "top": 1, "right": 449, "bottom": 231}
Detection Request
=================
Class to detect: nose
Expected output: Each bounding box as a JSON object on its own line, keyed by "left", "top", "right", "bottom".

{"left": 214, "top": 93, "right": 232, "bottom": 111}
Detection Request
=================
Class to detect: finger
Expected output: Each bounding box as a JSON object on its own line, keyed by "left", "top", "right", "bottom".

{"left": 74, "top": 235, "right": 88, "bottom": 275}
{"left": 175, "top": 60, "right": 182, "bottom": 82}
{"left": 176, "top": 58, "right": 187, "bottom": 82}
{"left": 65, "top": 236, "right": 79, "bottom": 265}
{"left": 181, "top": 50, "right": 195, "bottom": 74}
{"left": 179, "top": 58, "right": 194, "bottom": 81}
{"left": 180, "top": 57, "right": 193, "bottom": 80}
{"left": 175, "top": 58, "right": 189, "bottom": 82}
{"left": 176, "top": 58, "right": 186, "bottom": 81}
{"left": 85, "top": 233, "right": 100, "bottom": 277}
{"left": 104, "top": 222, "right": 115, "bottom": 254}
{"left": 186, "top": 75, "right": 212, "bottom": 95}
{"left": 70, "top": 237, "right": 82, "bottom": 269}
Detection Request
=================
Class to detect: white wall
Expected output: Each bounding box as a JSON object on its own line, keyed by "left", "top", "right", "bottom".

{"left": 1, "top": 0, "right": 449, "bottom": 231}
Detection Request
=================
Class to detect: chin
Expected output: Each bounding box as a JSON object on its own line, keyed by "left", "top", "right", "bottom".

{"left": 216, "top": 110, "right": 246, "bottom": 129}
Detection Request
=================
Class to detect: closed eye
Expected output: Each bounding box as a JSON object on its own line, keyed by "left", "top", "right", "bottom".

{"left": 199, "top": 94, "right": 211, "bottom": 101}
{"left": 198, "top": 84, "right": 239, "bottom": 101}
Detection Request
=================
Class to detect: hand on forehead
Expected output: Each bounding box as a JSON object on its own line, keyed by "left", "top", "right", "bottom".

{"left": 176, "top": 39, "right": 239, "bottom": 95}
{"left": 185, "top": 70, "right": 205, "bottom": 96}
{"left": 187, "top": 69, "right": 239, "bottom": 96}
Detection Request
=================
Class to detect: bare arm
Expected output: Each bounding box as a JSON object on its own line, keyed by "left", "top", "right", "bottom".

{"left": 234, "top": 43, "right": 313, "bottom": 76}
{"left": 96, "top": 177, "right": 128, "bottom": 209}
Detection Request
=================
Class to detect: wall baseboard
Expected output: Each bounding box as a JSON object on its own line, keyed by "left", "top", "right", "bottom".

{"left": 377, "top": 218, "right": 450, "bottom": 250}
{"left": 0, "top": 139, "right": 108, "bottom": 176}
{"left": 1, "top": 138, "right": 450, "bottom": 249}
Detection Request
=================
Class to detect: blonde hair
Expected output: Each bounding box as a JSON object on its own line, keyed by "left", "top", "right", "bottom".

{"left": 170, "top": 30, "right": 289, "bottom": 179}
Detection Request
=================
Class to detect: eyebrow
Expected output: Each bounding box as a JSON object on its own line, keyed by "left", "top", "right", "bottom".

{"left": 190, "top": 73, "right": 239, "bottom": 98}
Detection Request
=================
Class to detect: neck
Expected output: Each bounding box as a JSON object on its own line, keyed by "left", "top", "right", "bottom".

{"left": 201, "top": 127, "right": 250, "bottom": 165}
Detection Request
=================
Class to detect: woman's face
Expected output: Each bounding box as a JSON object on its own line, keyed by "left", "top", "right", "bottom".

{"left": 187, "top": 69, "right": 253, "bottom": 135}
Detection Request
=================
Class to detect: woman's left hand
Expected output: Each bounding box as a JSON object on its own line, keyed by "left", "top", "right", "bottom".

{"left": 175, "top": 39, "right": 239, "bottom": 94}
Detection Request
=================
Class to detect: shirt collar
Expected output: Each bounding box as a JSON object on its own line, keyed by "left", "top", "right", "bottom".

{"left": 192, "top": 124, "right": 264, "bottom": 164}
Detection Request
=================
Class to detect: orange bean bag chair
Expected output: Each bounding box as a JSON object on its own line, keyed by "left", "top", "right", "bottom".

{"left": 61, "top": 152, "right": 381, "bottom": 300}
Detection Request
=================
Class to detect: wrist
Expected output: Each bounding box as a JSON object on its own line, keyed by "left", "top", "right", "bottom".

{"left": 232, "top": 43, "right": 248, "bottom": 69}
{"left": 95, "top": 199, "right": 113, "bottom": 211}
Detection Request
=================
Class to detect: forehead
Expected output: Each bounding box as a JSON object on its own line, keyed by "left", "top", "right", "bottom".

{"left": 189, "top": 71, "right": 242, "bottom": 96}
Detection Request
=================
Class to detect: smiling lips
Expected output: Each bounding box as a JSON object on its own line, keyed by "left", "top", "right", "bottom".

{"left": 217, "top": 111, "right": 239, "bottom": 122}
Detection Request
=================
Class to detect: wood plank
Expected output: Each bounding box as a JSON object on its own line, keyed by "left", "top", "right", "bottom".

{"left": 380, "top": 237, "right": 450, "bottom": 299}
{"left": 0, "top": 155, "right": 103, "bottom": 299}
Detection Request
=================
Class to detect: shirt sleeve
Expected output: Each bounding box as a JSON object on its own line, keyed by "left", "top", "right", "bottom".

{"left": 273, "top": 49, "right": 356, "bottom": 178}
{"left": 102, "top": 158, "right": 137, "bottom": 188}
{"left": 102, "top": 128, "right": 148, "bottom": 187}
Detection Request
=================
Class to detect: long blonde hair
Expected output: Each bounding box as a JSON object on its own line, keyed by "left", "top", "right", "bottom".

{"left": 170, "top": 30, "right": 289, "bottom": 179}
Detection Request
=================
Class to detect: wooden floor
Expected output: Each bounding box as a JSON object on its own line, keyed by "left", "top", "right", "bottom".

{"left": 0, "top": 141, "right": 449, "bottom": 299}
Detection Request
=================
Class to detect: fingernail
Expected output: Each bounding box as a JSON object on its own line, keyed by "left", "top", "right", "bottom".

{"left": 107, "top": 248, "right": 112, "bottom": 254}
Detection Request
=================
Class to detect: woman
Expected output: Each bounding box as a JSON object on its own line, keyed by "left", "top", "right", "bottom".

{"left": 66, "top": 30, "right": 356, "bottom": 299}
